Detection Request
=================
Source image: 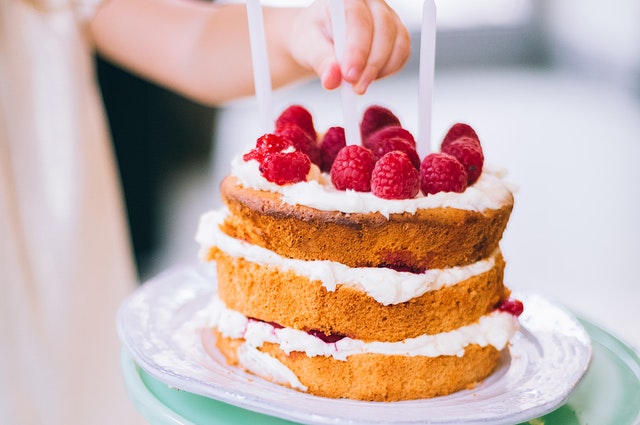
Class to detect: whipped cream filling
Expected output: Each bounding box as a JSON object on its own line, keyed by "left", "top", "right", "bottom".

{"left": 196, "top": 210, "right": 499, "bottom": 306}
{"left": 231, "top": 155, "right": 513, "bottom": 217}
{"left": 209, "top": 297, "right": 519, "bottom": 361}
{"left": 236, "top": 343, "right": 308, "bottom": 391}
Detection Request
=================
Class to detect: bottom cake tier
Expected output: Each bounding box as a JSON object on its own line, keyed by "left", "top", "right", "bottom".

{"left": 204, "top": 298, "right": 519, "bottom": 402}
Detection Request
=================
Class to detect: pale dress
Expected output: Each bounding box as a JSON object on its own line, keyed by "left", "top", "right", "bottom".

{"left": 0, "top": 0, "right": 145, "bottom": 423}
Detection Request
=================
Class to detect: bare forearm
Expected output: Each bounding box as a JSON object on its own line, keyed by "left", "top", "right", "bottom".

{"left": 90, "top": 0, "right": 312, "bottom": 106}
{"left": 90, "top": 0, "right": 410, "bottom": 105}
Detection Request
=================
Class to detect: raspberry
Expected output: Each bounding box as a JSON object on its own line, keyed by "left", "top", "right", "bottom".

{"left": 318, "top": 126, "right": 346, "bottom": 173}
{"left": 275, "top": 105, "right": 316, "bottom": 141}
{"left": 441, "top": 136, "right": 484, "bottom": 185}
{"left": 498, "top": 298, "right": 524, "bottom": 317}
{"left": 368, "top": 136, "right": 421, "bottom": 170}
{"left": 259, "top": 150, "right": 311, "bottom": 185}
{"left": 360, "top": 105, "right": 401, "bottom": 141}
{"left": 307, "top": 329, "right": 346, "bottom": 343}
{"left": 330, "top": 145, "right": 375, "bottom": 192}
{"left": 371, "top": 151, "right": 420, "bottom": 199}
{"left": 243, "top": 133, "right": 292, "bottom": 163}
{"left": 364, "top": 125, "right": 416, "bottom": 150}
{"left": 420, "top": 153, "right": 468, "bottom": 195}
{"left": 441, "top": 123, "right": 480, "bottom": 150}
{"left": 274, "top": 123, "right": 320, "bottom": 166}
{"left": 380, "top": 251, "right": 425, "bottom": 274}
{"left": 248, "top": 317, "right": 284, "bottom": 329}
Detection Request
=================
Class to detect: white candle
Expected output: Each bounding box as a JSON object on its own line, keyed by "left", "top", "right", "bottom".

{"left": 246, "top": 0, "right": 273, "bottom": 134}
{"left": 418, "top": 0, "right": 437, "bottom": 157}
{"left": 329, "top": 0, "right": 360, "bottom": 145}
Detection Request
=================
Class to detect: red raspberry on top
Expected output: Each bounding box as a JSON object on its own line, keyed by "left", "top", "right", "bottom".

{"left": 318, "top": 126, "right": 346, "bottom": 173}
{"left": 360, "top": 105, "right": 401, "bottom": 142}
{"left": 330, "top": 145, "right": 375, "bottom": 192}
{"left": 275, "top": 105, "right": 316, "bottom": 141}
{"left": 441, "top": 123, "right": 480, "bottom": 150}
{"left": 441, "top": 136, "right": 484, "bottom": 185}
{"left": 364, "top": 125, "right": 416, "bottom": 150}
{"left": 274, "top": 123, "right": 320, "bottom": 166}
{"left": 420, "top": 152, "right": 468, "bottom": 195}
{"left": 259, "top": 150, "right": 311, "bottom": 185}
{"left": 368, "top": 136, "right": 421, "bottom": 170}
{"left": 371, "top": 151, "right": 420, "bottom": 200}
{"left": 243, "top": 133, "right": 292, "bottom": 163}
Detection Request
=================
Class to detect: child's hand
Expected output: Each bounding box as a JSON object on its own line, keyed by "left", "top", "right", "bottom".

{"left": 291, "top": 0, "right": 410, "bottom": 95}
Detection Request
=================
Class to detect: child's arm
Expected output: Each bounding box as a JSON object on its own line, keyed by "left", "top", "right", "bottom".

{"left": 89, "top": 0, "right": 410, "bottom": 106}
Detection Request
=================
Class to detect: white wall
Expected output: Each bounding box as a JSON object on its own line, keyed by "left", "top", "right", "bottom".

{"left": 544, "top": 0, "right": 640, "bottom": 90}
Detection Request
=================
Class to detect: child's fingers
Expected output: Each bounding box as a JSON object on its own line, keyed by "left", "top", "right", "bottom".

{"left": 351, "top": 1, "right": 400, "bottom": 93}
{"left": 374, "top": 12, "right": 411, "bottom": 80}
{"left": 289, "top": 1, "right": 340, "bottom": 88}
{"left": 289, "top": 0, "right": 409, "bottom": 93}
{"left": 341, "top": 0, "right": 374, "bottom": 84}
{"left": 343, "top": 0, "right": 410, "bottom": 93}
{"left": 319, "top": 62, "right": 343, "bottom": 90}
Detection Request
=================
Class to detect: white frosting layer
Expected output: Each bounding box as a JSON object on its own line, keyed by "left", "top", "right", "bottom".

{"left": 209, "top": 297, "right": 519, "bottom": 361}
{"left": 196, "top": 209, "right": 499, "bottom": 305}
{"left": 231, "top": 156, "right": 513, "bottom": 217}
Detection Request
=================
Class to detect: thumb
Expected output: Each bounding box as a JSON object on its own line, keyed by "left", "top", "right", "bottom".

{"left": 289, "top": 1, "right": 345, "bottom": 91}
{"left": 290, "top": 30, "right": 343, "bottom": 90}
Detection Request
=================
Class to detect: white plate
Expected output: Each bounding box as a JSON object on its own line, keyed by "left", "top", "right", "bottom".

{"left": 117, "top": 265, "right": 592, "bottom": 425}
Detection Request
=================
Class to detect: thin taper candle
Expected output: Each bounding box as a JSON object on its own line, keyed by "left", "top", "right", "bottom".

{"left": 246, "top": 0, "right": 273, "bottom": 134}
{"left": 329, "top": 0, "right": 360, "bottom": 145}
{"left": 418, "top": 0, "right": 436, "bottom": 158}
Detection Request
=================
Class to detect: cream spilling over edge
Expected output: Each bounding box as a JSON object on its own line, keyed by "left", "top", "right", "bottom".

{"left": 231, "top": 156, "right": 514, "bottom": 216}
{"left": 209, "top": 297, "right": 519, "bottom": 363}
{"left": 196, "top": 210, "right": 499, "bottom": 305}
{"left": 236, "top": 343, "right": 308, "bottom": 391}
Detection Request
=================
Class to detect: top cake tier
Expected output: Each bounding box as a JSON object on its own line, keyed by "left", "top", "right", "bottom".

{"left": 219, "top": 172, "right": 513, "bottom": 271}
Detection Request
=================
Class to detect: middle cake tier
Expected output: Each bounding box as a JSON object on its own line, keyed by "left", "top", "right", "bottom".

{"left": 198, "top": 210, "right": 510, "bottom": 343}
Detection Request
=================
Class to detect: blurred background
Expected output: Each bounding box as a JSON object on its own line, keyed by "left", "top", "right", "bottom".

{"left": 96, "top": 0, "right": 640, "bottom": 347}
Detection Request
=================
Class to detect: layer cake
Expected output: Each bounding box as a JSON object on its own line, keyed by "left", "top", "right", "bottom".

{"left": 196, "top": 104, "right": 522, "bottom": 401}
